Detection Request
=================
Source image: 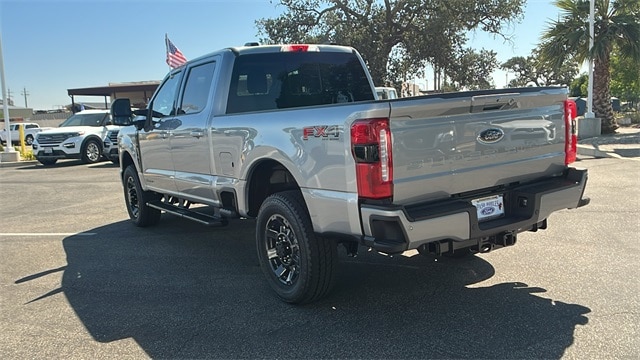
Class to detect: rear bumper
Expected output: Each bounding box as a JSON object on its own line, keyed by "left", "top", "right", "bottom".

{"left": 360, "top": 168, "right": 589, "bottom": 254}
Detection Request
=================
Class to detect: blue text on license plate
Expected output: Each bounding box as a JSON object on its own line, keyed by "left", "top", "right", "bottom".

{"left": 472, "top": 194, "right": 505, "bottom": 221}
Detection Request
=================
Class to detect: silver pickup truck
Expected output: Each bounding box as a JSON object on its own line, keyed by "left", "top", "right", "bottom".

{"left": 112, "top": 43, "right": 589, "bottom": 304}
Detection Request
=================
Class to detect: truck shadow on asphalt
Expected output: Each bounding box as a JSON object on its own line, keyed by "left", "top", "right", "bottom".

{"left": 43, "top": 218, "right": 590, "bottom": 358}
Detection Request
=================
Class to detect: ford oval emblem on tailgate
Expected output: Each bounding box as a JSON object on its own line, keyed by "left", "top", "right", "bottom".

{"left": 477, "top": 128, "right": 504, "bottom": 144}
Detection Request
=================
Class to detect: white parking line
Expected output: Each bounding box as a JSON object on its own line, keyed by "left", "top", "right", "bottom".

{"left": 0, "top": 232, "right": 97, "bottom": 236}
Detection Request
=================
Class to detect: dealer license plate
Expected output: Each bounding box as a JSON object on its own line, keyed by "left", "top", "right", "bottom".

{"left": 472, "top": 194, "right": 505, "bottom": 221}
{"left": 44, "top": 147, "right": 53, "bottom": 154}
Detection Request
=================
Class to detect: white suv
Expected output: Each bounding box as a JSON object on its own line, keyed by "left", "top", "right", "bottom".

{"left": 32, "top": 110, "right": 126, "bottom": 165}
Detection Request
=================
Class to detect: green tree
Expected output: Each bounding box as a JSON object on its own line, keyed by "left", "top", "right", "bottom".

{"left": 538, "top": 0, "right": 640, "bottom": 133}
{"left": 501, "top": 49, "right": 579, "bottom": 87}
{"left": 570, "top": 73, "right": 589, "bottom": 97}
{"left": 610, "top": 48, "right": 640, "bottom": 107}
{"left": 257, "top": 0, "right": 525, "bottom": 87}
{"left": 501, "top": 56, "right": 537, "bottom": 87}
{"left": 447, "top": 48, "right": 499, "bottom": 90}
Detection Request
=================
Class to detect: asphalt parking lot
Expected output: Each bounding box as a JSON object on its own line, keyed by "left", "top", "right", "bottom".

{"left": 0, "top": 157, "right": 638, "bottom": 359}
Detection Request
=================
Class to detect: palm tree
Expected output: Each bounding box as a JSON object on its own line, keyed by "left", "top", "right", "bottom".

{"left": 539, "top": 0, "right": 640, "bottom": 134}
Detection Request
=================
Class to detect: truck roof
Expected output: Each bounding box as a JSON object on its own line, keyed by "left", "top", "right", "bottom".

{"left": 182, "top": 44, "right": 357, "bottom": 66}
{"left": 230, "top": 44, "right": 355, "bottom": 55}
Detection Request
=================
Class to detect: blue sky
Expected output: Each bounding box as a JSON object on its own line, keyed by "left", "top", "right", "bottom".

{"left": 1, "top": 0, "right": 566, "bottom": 110}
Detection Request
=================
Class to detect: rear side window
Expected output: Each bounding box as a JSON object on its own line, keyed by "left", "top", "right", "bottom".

{"left": 180, "top": 61, "right": 216, "bottom": 114}
{"left": 226, "top": 52, "right": 374, "bottom": 114}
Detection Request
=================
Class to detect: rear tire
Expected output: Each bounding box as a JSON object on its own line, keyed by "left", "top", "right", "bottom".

{"left": 256, "top": 190, "right": 337, "bottom": 304}
{"left": 123, "top": 165, "right": 161, "bottom": 227}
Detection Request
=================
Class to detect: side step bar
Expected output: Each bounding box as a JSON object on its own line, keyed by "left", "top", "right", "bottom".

{"left": 147, "top": 200, "right": 228, "bottom": 227}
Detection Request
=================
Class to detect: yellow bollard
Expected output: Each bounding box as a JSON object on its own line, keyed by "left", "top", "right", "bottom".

{"left": 18, "top": 123, "right": 26, "bottom": 156}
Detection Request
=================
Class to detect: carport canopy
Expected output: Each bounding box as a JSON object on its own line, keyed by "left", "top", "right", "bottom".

{"left": 67, "top": 81, "right": 161, "bottom": 111}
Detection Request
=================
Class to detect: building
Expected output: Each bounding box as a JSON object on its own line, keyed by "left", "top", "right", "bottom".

{"left": 67, "top": 81, "right": 161, "bottom": 111}
{"left": 0, "top": 102, "right": 34, "bottom": 122}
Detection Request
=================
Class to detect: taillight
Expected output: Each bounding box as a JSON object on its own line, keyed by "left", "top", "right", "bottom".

{"left": 564, "top": 99, "right": 578, "bottom": 165}
{"left": 351, "top": 118, "right": 393, "bottom": 200}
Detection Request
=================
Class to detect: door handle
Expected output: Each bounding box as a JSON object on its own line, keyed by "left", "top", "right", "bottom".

{"left": 190, "top": 131, "right": 204, "bottom": 138}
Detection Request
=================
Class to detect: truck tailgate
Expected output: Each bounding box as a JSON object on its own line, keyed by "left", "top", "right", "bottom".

{"left": 390, "top": 87, "right": 569, "bottom": 205}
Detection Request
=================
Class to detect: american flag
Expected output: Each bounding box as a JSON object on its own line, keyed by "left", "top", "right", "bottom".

{"left": 165, "top": 35, "right": 187, "bottom": 69}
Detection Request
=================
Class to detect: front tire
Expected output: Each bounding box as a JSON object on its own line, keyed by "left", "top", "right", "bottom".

{"left": 25, "top": 135, "right": 34, "bottom": 145}
{"left": 123, "top": 165, "right": 161, "bottom": 227}
{"left": 81, "top": 139, "right": 102, "bottom": 164}
{"left": 256, "top": 190, "right": 337, "bottom": 304}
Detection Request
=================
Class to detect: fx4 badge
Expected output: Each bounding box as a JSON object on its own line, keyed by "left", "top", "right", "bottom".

{"left": 302, "top": 125, "right": 342, "bottom": 140}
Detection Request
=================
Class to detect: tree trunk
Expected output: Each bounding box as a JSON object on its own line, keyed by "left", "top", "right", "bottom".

{"left": 361, "top": 42, "right": 395, "bottom": 88}
{"left": 593, "top": 57, "right": 618, "bottom": 134}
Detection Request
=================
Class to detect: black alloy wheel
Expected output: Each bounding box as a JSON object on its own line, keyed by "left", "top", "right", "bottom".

{"left": 256, "top": 190, "right": 337, "bottom": 304}
{"left": 123, "top": 165, "right": 161, "bottom": 227}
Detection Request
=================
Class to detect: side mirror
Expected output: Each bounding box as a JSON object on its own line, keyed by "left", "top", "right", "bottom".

{"left": 111, "top": 98, "right": 132, "bottom": 118}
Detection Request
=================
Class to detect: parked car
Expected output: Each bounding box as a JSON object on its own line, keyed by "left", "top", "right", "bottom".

{"left": 0, "top": 122, "right": 51, "bottom": 145}
{"left": 31, "top": 110, "right": 130, "bottom": 165}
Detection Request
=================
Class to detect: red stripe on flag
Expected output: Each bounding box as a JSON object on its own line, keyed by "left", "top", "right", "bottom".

{"left": 166, "top": 37, "right": 187, "bottom": 68}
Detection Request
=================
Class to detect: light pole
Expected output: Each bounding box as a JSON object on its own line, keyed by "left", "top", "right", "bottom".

{"left": 505, "top": 71, "right": 513, "bottom": 88}
{"left": 585, "top": 0, "right": 595, "bottom": 118}
{"left": 0, "top": 30, "right": 14, "bottom": 151}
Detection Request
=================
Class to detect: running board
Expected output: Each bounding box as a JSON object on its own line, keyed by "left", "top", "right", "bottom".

{"left": 147, "top": 201, "right": 228, "bottom": 227}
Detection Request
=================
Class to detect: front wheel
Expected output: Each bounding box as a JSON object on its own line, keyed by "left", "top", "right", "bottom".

{"left": 25, "top": 135, "right": 34, "bottom": 145}
{"left": 81, "top": 139, "right": 102, "bottom": 164}
{"left": 256, "top": 190, "right": 337, "bottom": 304}
{"left": 123, "top": 165, "right": 161, "bottom": 227}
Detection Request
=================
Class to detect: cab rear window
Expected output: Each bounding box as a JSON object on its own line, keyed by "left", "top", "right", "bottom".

{"left": 226, "top": 52, "right": 374, "bottom": 114}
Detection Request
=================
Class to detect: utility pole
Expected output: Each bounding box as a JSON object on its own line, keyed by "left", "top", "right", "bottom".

{"left": 21, "top": 87, "right": 29, "bottom": 108}
{"left": 7, "top": 87, "right": 13, "bottom": 105}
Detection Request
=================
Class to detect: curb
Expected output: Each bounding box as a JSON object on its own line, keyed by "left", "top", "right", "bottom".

{"left": 0, "top": 160, "right": 39, "bottom": 168}
{"left": 577, "top": 144, "right": 610, "bottom": 159}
